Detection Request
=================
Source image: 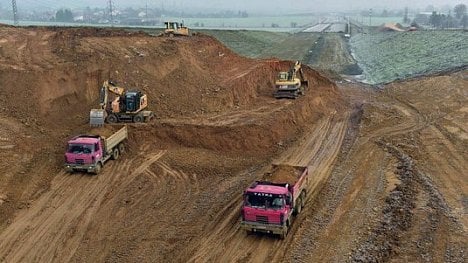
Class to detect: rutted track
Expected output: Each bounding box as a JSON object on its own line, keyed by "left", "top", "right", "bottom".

{"left": 187, "top": 113, "right": 350, "bottom": 262}
{"left": 0, "top": 149, "right": 166, "bottom": 262}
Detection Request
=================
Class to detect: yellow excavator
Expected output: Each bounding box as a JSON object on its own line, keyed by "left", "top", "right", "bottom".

{"left": 89, "top": 80, "right": 154, "bottom": 126}
{"left": 162, "top": 21, "right": 190, "bottom": 36}
{"left": 274, "top": 61, "right": 309, "bottom": 99}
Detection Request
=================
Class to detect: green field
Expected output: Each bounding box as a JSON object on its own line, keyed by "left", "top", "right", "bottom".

{"left": 200, "top": 30, "right": 291, "bottom": 58}
{"left": 201, "top": 29, "right": 360, "bottom": 77}
{"left": 202, "top": 30, "right": 320, "bottom": 62}
{"left": 163, "top": 15, "right": 318, "bottom": 30}
{"left": 350, "top": 16, "right": 409, "bottom": 27}
{"left": 350, "top": 31, "right": 468, "bottom": 84}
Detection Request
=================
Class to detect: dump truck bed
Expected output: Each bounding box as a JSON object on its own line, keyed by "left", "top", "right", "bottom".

{"left": 263, "top": 165, "right": 307, "bottom": 185}
{"left": 103, "top": 126, "right": 127, "bottom": 152}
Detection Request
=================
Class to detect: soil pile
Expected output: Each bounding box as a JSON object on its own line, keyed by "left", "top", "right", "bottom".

{"left": 264, "top": 165, "right": 304, "bottom": 184}
{"left": 0, "top": 24, "right": 344, "bottom": 263}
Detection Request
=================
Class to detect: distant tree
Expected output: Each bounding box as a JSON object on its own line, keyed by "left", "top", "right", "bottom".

{"left": 271, "top": 23, "right": 279, "bottom": 28}
{"left": 56, "top": 8, "right": 73, "bottom": 22}
{"left": 84, "top": 6, "right": 92, "bottom": 22}
{"left": 290, "top": 22, "right": 297, "bottom": 28}
{"left": 446, "top": 11, "right": 455, "bottom": 28}
{"left": 381, "top": 9, "right": 389, "bottom": 17}
{"left": 429, "top": 11, "right": 441, "bottom": 27}
{"left": 454, "top": 4, "right": 467, "bottom": 19}
{"left": 462, "top": 14, "right": 468, "bottom": 29}
{"left": 64, "top": 9, "right": 73, "bottom": 22}
{"left": 414, "top": 14, "right": 430, "bottom": 25}
{"left": 403, "top": 7, "right": 410, "bottom": 24}
{"left": 56, "top": 9, "right": 63, "bottom": 21}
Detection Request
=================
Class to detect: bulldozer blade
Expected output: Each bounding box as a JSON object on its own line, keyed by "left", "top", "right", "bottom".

{"left": 89, "top": 109, "right": 106, "bottom": 127}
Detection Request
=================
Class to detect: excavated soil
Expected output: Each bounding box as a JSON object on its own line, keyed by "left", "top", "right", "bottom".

{"left": 263, "top": 165, "right": 304, "bottom": 185}
{"left": 0, "top": 25, "right": 466, "bottom": 263}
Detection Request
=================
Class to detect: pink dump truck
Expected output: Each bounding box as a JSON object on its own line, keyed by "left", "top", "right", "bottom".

{"left": 64, "top": 126, "right": 127, "bottom": 174}
{"left": 240, "top": 165, "right": 309, "bottom": 238}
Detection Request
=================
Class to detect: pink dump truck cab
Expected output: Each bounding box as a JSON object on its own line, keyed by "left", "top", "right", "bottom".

{"left": 240, "top": 165, "right": 309, "bottom": 239}
{"left": 64, "top": 126, "right": 127, "bottom": 174}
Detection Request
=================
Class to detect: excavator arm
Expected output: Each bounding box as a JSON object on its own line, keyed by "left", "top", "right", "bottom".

{"left": 99, "top": 80, "right": 126, "bottom": 109}
{"left": 91, "top": 80, "right": 126, "bottom": 126}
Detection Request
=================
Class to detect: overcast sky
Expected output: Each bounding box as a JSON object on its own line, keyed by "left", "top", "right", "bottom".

{"left": 12, "top": 0, "right": 468, "bottom": 13}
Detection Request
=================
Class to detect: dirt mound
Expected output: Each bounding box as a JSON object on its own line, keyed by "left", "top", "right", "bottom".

{"left": 0, "top": 25, "right": 348, "bottom": 262}
{"left": 263, "top": 165, "right": 305, "bottom": 184}
{"left": 0, "top": 25, "right": 339, "bottom": 128}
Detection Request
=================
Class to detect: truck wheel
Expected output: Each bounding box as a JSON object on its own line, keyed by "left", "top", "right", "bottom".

{"left": 94, "top": 163, "right": 102, "bottom": 175}
{"left": 111, "top": 148, "right": 120, "bottom": 160}
{"left": 133, "top": 114, "right": 144, "bottom": 123}
{"left": 300, "top": 192, "right": 306, "bottom": 209}
{"left": 118, "top": 143, "right": 125, "bottom": 154}
{"left": 294, "top": 192, "right": 306, "bottom": 215}
{"left": 280, "top": 221, "right": 289, "bottom": 239}
{"left": 107, "top": 114, "right": 118, "bottom": 123}
{"left": 295, "top": 197, "right": 302, "bottom": 215}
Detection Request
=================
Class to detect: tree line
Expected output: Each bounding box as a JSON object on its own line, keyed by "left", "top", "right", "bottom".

{"left": 55, "top": 9, "right": 73, "bottom": 22}
{"left": 429, "top": 4, "right": 467, "bottom": 28}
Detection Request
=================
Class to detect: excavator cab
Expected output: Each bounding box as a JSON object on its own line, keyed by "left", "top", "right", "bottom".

{"left": 277, "top": 72, "right": 289, "bottom": 81}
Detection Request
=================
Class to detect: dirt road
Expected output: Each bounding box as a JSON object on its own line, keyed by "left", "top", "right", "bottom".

{"left": 187, "top": 113, "right": 350, "bottom": 262}
{"left": 0, "top": 148, "right": 166, "bottom": 262}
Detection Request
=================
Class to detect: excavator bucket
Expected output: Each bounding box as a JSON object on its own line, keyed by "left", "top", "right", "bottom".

{"left": 89, "top": 109, "right": 106, "bottom": 126}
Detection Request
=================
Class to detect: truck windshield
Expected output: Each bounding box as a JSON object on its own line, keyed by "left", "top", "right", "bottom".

{"left": 244, "top": 193, "right": 285, "bottom": 209}
{"left": 68, "top": 144, "right": 95, "bottom": 154}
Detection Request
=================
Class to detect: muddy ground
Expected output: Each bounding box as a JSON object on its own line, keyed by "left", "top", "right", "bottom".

{"left": 0, "top": 25, "right": 466, "bottom": 262}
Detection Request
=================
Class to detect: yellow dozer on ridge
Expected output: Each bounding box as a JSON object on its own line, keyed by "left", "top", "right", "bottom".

{"left": 162, "top": 21, "right": 190, "bottom": 37}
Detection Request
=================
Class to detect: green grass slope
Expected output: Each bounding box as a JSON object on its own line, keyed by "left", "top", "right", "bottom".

{"left": 350, "top": 31, "right": 468, "bottom": 84}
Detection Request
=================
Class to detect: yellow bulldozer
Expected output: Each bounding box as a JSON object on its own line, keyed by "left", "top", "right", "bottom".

{"left": 162, "top": 21, "right": 189, "bottom": 37}
{"left": 274, "top": 61, "right": 309, "bottom": 99}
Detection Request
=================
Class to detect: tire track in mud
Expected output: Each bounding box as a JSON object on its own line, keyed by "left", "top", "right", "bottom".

{"left": 350, "top": 141, "right": 466, "bottom": 263}
{"left": 420, "top": 125, "right": 468, "bottom": 230}
{"left": 337, "top": 89, "right": 467, "bottom": 262}
{"left": 64, "top": 147, "right": 201, "bottom": 262}
{"left": 187, "top": 114, "right": 350, "bottom": 263}
{"left": 0, "top": 150, "right": 166, "bottom": 263}
{"left": 275, "top": 93, "right": 432, "bottom": 263}
{"left": 236, "top": 86, "right": 467, "bottom": 263}
{"left": 160, "top": 102, "right": 291, "bottom": 127}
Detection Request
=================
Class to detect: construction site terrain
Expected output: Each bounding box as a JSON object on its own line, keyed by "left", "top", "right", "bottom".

{"left": 0, "top": 25, "right": 466, "bottom": 262}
